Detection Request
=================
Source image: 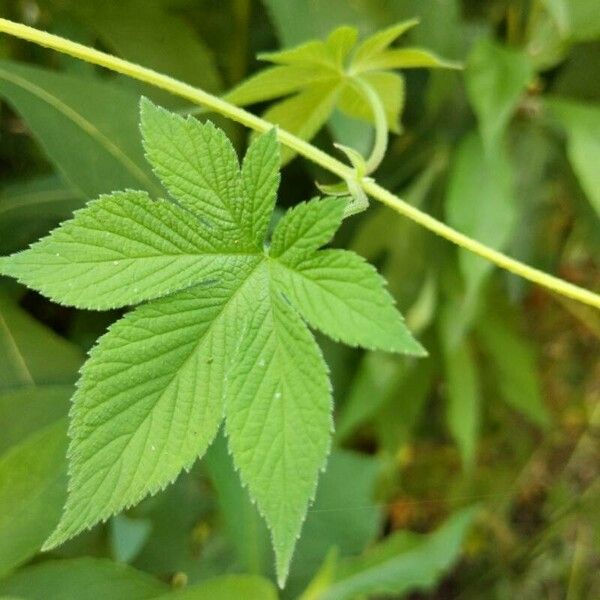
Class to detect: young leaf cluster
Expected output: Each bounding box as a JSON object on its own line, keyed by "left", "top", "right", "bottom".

{"left": 0, "top": 98, "right": 424, "bottom": 586}
{"left": 224, "top": 19, "right": 459, "bottom": 163}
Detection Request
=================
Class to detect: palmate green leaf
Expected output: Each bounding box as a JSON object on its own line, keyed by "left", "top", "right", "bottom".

{"left": 241, "top": 128, "right": 281, "bottom": 246}
{"left": 224, "top": 65, "right": 338, "bottom": 107}
{"left": 355, "top": 47, "right": 461, "bottom": 71}
{"left": 224, "top": 21, "right": 457, "bottom": 163}
{"left": 258, "top": 26, "right": 357, "bottom": 68}
{"left": 351, "top": 18, "right": 460, "bottom": 73}
{"left": 0, "top": 421, "right": 67, "bottom": 579}
{"left": 0, "top": 99, "right": 427, "bottom": 585}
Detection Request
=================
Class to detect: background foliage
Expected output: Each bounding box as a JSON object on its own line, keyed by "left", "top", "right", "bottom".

{"left": 0, "top": 0, "right": 598, "bottom": 598}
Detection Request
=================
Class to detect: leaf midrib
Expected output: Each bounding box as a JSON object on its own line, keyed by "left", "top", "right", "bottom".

{"left": 18, "top": 251, "right": 262, "bottom": 264}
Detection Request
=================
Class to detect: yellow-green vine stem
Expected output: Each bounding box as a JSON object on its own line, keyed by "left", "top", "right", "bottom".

{"left": 0, "top": 17, "right": 598, "bottom": 310}
{"left": 350, "top": 76, "right": 388, "bottom": 174}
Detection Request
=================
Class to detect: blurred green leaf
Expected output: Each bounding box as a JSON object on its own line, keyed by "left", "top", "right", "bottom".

{"left": 439, "top": 304, "right": 480, "bottom": 469}
{"left": 0, "top": 289, "right": 83, "bottom": 390}
{"left": 204, "top": 433, "right": 270, "bottom": 576}
{"left": 261, "top": 0, "right": 398, "bottom": 46}
{"left": 336, "top": 352, "right": 403, "bottom": 441}
{"left": 394, "top": 0, "right": 468, "bottom": 57}
{"left": 0, "top": 176, "right": 82, "bottom": 254}
{"left": 153, "top": 576, "right": 278, "bottom": 600}
{"left": 287, "top": 450, "right": 381, "bottom": 595}
{"left": 569, "top": 0, "right": 600, "bottom": 41}
{"left": 0, "top": 421, "right": 67, "bottom": 579}
{"left": 304, "top": 507, "right": 476, "bottom": 600}
{"left": 466, "top": 39, "right": 533, "bottom": 151}
{"left": 0, "top": 384, "right": 71, "bottom": 453}
{"left": 132, "top": 472, "right": 212, "bottom": 580}
{"left": 351, "top": 157, "right": 443, "bottom": 304}
{"left": 223, "top": 64, "right": 336, "bottom": 107}
{"left": 110, "top": 515, "right": 152, "bottom": 564}
{"left": 0, "top": 558, "right": 168, "bottom": 600}
{"left": 445, "top": 133, "right": 517, "bottom": 333}
{"left": 354, "top": 47, "right": 460, "bottom": 71}
{"left": 542, "top": 0, "right": 571, "bottom": 36}
{"left": 476, "top": 298, "right": 550, "bottom": 428}
{"left": 47, "top": 0, "right": 222, "bottom": 100}
{"left": 352, "top": 19, "right": 418, "bottom": 64}
{"left": 527, "top": 6, "right": 570, "bottom": 70}
{"left": 374, "top": 357, "right": 435, "bottom": 452}
{"left": 206, "top": 440, "right": 381, "bottom": 595}
{"left": 553, "top": 42, "right": 600, "bottom": 102}
{"left": 336, "top": 352, "right": 405, "bottom": 440}
{"left": 545, "top": 98, "right": 600, "bottom": 217}
{"left": 0, "top": 60, "right": 161, "bottom": 199}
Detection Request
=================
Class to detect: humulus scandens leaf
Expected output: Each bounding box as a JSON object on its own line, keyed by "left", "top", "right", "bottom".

{"left": 0, "top": 98, "right": 424, "bottom": 585}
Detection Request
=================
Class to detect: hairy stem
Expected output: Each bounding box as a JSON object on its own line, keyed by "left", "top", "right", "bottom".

{"left": 0, "top": 17, "right": 598, "bottom": 309}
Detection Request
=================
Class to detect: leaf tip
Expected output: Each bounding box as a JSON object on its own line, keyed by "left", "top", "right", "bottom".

{"left": 274, "top": 539, "right": 295, "bottom": 589}
{"left": 41, "top": 525, "right": 66, "bottom": 553}
{"left": 412, "top": 339, "right": 429, "bottom": 358}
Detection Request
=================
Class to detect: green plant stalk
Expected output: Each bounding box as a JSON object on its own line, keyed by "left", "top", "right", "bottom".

{"left": 0, "top": 17, "right": 598, "bottom": 309}
{"left": 349, "top": 76, "right": 388, "bottom": 174}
